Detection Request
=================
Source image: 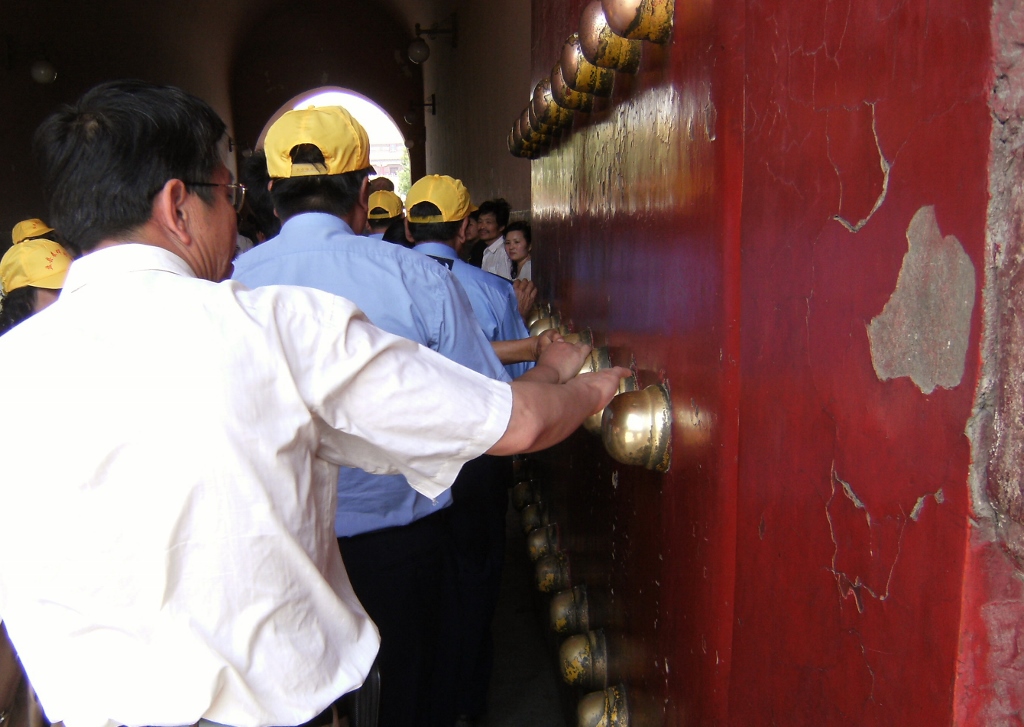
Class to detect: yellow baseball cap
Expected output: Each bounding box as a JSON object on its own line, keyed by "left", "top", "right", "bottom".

{"left": 406, "top": 175, "right": 473, "bottom": 223}
{"left": 265, "top": 106, "right": 372, "bottom": 179}
{"left": 0, "top": 237, "right": 72, "bottom": 294}
{"left": 12, "top": 218, "right": 54, "bottom": 245}
{"left": 368, "top": 190, "right": 404, "bottom": 220}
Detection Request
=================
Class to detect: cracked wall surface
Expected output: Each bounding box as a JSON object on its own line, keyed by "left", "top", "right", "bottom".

{"left": 533, "top": 0, "right": 1001, "bottom": 722}
{"left": 731, "top": 0, "right": 989, "bottom": 722}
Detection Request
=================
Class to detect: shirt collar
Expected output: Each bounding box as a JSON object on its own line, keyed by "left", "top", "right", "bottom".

{"left": 62, "top": 243, "right": 197, "bottom": 295}
{"left": 483, "top": 236, "right": 505, "bottom": 254}
{"left": 413, "top": 241, "right": 458, "bottom": 259}
{"left": 280, "top": 212, "right": 356, "bottom": 238}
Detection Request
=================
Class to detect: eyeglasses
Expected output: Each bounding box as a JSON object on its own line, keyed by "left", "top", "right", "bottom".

{"left": 186, "top": 182, "right": 247, "bottom": 213}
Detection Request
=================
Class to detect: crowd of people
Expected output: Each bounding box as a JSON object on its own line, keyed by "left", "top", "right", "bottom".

{"left": 0, "top": 81, "right": 625, "bottom": 727}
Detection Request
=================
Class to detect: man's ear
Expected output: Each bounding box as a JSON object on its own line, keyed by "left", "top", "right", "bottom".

{"left": 344, "top": 175, "right": 371, "bottom": 233}
{"left": 357, "top": 176, "right": 371, "bottom": 212}
{"left": 150, "top": 179, "right": 193, "bottom": 246}
{"left": 403, "top": 218, "right": 414, "bottom": 244}
{"left": 455, "top": 217, "right": 469, "bottom": 246}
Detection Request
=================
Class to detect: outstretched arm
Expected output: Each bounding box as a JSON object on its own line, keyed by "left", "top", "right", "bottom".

{"left": 491, "top": 328, "right": 562, "bottom": 365}
{"left": 486, "top": 367, "right": 631, "bottom": 455}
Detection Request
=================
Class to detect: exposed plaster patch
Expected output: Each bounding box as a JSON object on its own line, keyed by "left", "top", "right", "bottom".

{"left": 867, "top": 206, "right": 976, "bottom": 394}
{"left": 832, "top": 102, "right": 891, "bottom": 233}
{"left": 909, "top": 488, "right": 945, "bottom": 522}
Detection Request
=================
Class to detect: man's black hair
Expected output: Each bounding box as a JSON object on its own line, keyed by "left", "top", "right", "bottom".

{"left": 0, "top": 287, "right": 39, "bottom": 336}
{"left": 239, "top": 149, "right": 281, "bottom": 241}
{"left": 269, "top": 144, "right": 369, "bottom": 221}
{"left": 406, "top": 202, "right": 462, "bottom": 244}
{"left": 382, "top": 217, "right": 413, "bottom": 248}
{"left": 368, "top": 212, "right": 401, "bottom": 232}
{"left": 33, "top": 79, "right": 226, "bottom": 254}
{"left": 476, "top": 198, "right": 511, "bottom": 229}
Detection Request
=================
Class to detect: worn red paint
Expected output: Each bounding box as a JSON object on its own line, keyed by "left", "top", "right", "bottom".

{"left": 530, "top": 0, "right": 1000, "bottom": 723}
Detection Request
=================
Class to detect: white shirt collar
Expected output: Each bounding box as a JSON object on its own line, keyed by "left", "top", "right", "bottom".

{"left": 63, "top": 243, "right": 197, "bottom": 295}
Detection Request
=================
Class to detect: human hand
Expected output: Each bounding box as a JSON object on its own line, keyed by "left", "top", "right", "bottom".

{"left": 514, "top": 279, "right": 538, "bottom": 319}
{"left": 536, "top": 340, "right": 592, "bottom": 384}
{"left": 535, "top": 328, "right": 563, "bottom": 359}
{"left": 571, "top": 367, "right": 633, "bottom": 415}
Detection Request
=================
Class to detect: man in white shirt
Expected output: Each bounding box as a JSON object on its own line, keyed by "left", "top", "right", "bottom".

{"left": 0, "top": 80, "right": 627, "bottom": 727}
{"left": 477, "top": 198, "right": 513, "bottom": 279}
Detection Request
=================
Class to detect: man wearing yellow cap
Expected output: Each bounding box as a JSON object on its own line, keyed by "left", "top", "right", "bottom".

{"left": 0, "top": 81, "right": 628, "bottom": 727}
{"left": 0, "top": 219, "right": 72, "bottom": 335}
{"left": 233, "top": 105, "right": 551, "bottom": 727}
{"left": 404, "top": 175, "right": 536, "bottom": 724}
{"left": 365, "top": 189, "right": 404, "bottom": 239}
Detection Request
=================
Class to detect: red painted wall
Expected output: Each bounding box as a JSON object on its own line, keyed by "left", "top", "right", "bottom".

{"left": 530, "top": 0, "right": 1001, "bottom": 723}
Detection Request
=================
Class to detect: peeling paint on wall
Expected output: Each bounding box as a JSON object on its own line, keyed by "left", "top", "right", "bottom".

{"left": 866, "top": 206, "right": 976, "bottom": 395}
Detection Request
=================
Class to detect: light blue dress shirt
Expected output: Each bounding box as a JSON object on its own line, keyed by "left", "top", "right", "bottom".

{"left": 232, "top": 213, "right": 509, "bottom": 536}
{"left": 413, "top": 241, "right": 532, "bottom": 380}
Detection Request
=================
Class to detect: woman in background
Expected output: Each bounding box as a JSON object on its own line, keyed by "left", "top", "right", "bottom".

{"left": 0, "top": 219, "right": 72, "bottom": 335}
{"left": 504, "top": 221, "right": 532, "bottom": 281}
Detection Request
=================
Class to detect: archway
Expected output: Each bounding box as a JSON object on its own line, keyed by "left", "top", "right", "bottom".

{"left": 257, "top": 87, "right": 411, "bottom": 196}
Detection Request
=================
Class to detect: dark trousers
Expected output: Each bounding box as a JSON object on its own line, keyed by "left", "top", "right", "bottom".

{"left": 338, "top": 509, "right": 450, "bottom": 727}
{"left": 435, "top": 456, "right": 511, "bottom": 723}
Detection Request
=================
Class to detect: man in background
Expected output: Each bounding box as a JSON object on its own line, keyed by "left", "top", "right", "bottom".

{"left": 477, "top": 198, "right": 512, "bottom": 279}
{"left": 365, "top": 189, "right": 403, "bottom": 239}
{"left": 232, "top": 107, "right": 598, "bottom": 727}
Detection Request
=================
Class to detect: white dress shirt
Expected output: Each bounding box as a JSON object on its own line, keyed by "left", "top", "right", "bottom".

{"left": 480, "top": 236, "right": 512, "bottom": 280}
{"left": 0, "top": 244, "right": 512, "bottom": 727}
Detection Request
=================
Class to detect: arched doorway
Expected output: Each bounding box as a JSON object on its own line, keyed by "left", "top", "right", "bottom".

{"left": 257, "top": 87, "right": 411, "bottom": 196}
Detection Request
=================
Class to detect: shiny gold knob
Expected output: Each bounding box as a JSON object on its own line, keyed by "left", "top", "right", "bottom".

{"left": 601, "top": 0, "right": 674, "bottom": 43}
{"left": 527, "top": 524, "right": 560, "bottom": 561}
{"left": 583, "top": 371, "right": 638, "bottom": 435}
{"left": 579, "top": 1, "right": 643, "bottom": 72}
{"left": 578, "top": 684, "right": 630, "bottom": 727}
{"left": 535, "top": 552, "right": 570, "bottom": 593}
{"left": 529, "top": 315, "right": 562, "bottom": 337}
{"left": 560, "top": 630, "right": 608, "bottom": 689}
{"left": 521, "top": 502, "right": 549, "bottom": 533}
{"left": 579, "top": 345, "right": 613, "bottom": 375}
{"left": 524, "top": 302, "right": 552, "bottom": 328}
{"left": 511, "top": 455, "right": 530, "bottom": 483}
{"left": 512, "top": 116, "right": 541, "bottom": 156}
{"left": 550, "top": 585, "right": 591, "bottom": 634}
{"left": 551, "top": 62, "right": 596, "bottom": 112}
{"left": 520, "top": 107, "right": 550, "bottom": 145}
{"left": 601, "top": 383, "right": 672, "bottom": 472}
{"left": 531, "top": 78, "right": 574, "bottom": 132}
{"left": 563, "top": 329, "right": 594, "bottom": 347}
{"left": 511, "top": 479, "right": 539, "bottom": 510}
{"left": 560, "top": 34, "right": 615, "bottom": 97}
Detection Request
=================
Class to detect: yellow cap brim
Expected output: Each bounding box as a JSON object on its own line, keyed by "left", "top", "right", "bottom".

{"left": 30, "top": 267, "right": 68, "bottom": 290}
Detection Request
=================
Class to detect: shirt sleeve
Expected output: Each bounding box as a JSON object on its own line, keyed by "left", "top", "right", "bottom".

{"left": 284, "top": 292, "right": 513, "bottom": 499}
{"left": 433, "top": 272, "right": 512, "bottom": 383}
{"left": 500, "top": 284, "right": 533, "bottom": 380}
